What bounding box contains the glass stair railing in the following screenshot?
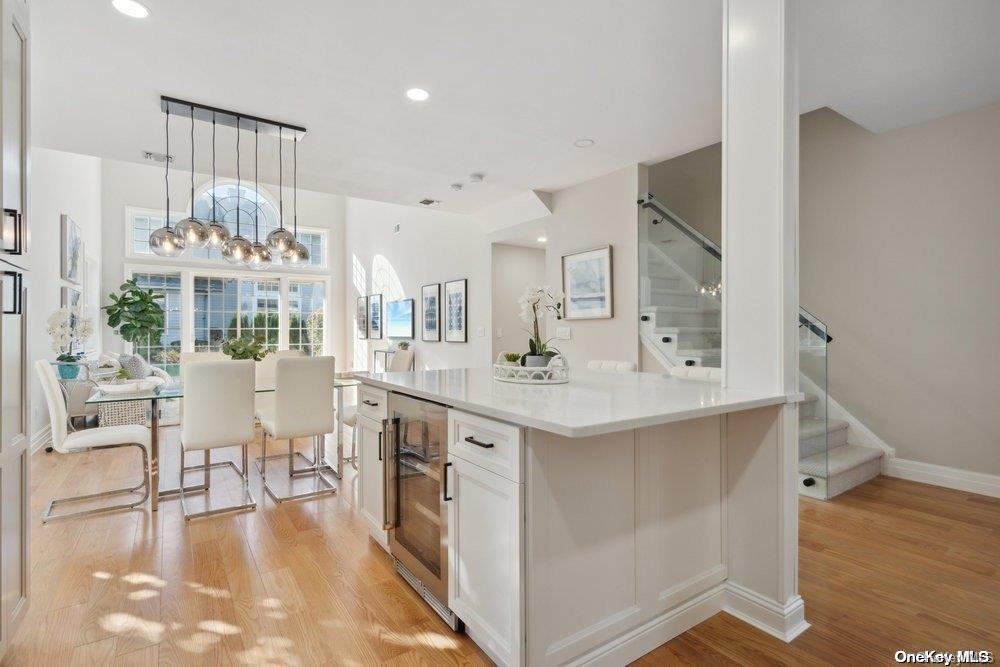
[638,193,832,498]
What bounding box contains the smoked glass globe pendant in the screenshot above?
[151,108,186,258]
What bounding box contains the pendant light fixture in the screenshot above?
[221,118,252,264]
[174,105,209,248]
[266,127,295,255]
[248,125,272,271]
[149,108,185,257]
[204,114,231,249]
[285,136,310,266]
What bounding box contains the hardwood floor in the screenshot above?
[5,427,998,666]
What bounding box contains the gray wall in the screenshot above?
[491,244,546,360]
[648,103,1000,476]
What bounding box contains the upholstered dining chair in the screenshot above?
[256,356,338,503]
[35,360,151,522]
[178,359,257,520]
[254,349,305,416]
[586,360,637,373]
[344,348,414,469]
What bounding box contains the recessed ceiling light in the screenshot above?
[573,138,595,148]
[112,0,150,18]
[537,236,547,243]
[406,88,430,102]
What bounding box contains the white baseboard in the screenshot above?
[883,456,1000,499]
[723,582,809,642]
[30,425,51,455]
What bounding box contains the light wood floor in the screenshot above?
[5,428,998,666]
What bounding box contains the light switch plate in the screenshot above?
[476,326,486,337]
[495,327,503,338]
[556,326,572,340]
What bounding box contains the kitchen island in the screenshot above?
[354,368,807,666]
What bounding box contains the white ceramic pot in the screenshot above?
[523,355,549,368]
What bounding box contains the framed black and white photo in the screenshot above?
[421,283,440,341]
[368,293,383,339]
[386,298,414,339]
[356,296,368,339]
[562,245,613,319]
[61,214,83,284]
[444,279,467,342]
[61,286,81,308]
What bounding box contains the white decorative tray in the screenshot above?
[492,353,569,384]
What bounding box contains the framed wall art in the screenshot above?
[444,278,467,342]
[386,298,414,339]
[368,293,383,339]
[562,245,613,319]
[356,296,368,339]
[61,214,83,284]
[421,283,440,341]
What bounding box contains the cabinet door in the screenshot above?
[1,0,28,264]
[0,275,28,659]
[357,415,388,548]
[447,455,524,666]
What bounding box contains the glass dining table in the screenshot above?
[85,377,360,511]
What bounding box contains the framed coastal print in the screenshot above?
[562,245,613,319]
[356,296,368,339]
[386,298,414,339]
[422,283,440,341]
[61,286,81,308]
[444,279,467,342]
[61,214,83,284]
[368,294,383,339]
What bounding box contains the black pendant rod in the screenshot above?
[235,117,241,237]
[164,108,170,229]
[189,106,195,213]
[160,95,306,140]
[254,126,259,243]
[293,136,298,236]
[211,114,217,223]
[278,128,284,230]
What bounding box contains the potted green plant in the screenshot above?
[46,306,94,379]
[221,336,269,361]
[502,352,522,366]
[518,285,564,367]
[103,279,165,348]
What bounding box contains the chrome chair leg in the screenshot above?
[179,444,257,521]
[261,431,338,504]
[41,443,151,523]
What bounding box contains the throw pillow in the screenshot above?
[118,353,152,380]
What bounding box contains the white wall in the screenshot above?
[99,157,348,364]
[28,148,103,437]
[541,165,641,365]
[491,243,546,360]
[344,198,492,371]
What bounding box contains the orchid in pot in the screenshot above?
[47,306,94,379]
[518,285,564,367]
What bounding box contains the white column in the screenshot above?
[721,0,806,642]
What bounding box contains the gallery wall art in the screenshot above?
[422,283,440,341]
[386,298,414,339]
[368,293,383,339]
[356,296,368,339]
[444,278,467,342]
[61,214,83,284]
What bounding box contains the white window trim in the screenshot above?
[123,262,332,358]
[124,205,331,273]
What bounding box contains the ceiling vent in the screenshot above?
[143,151,174,163]
[418,198,440,206]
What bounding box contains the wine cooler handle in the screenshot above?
[443,461,453,501]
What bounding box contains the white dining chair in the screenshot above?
[254,349,304,416]
[178,359,257,520]
[344,348,414,469]
[256,356,338,503]
[180,351,228,366]
[35,360,151,523]
[587,360,637,373]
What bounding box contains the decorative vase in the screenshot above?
[58,363,80,380]
[523,355,548,368]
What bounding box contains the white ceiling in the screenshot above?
[31,0,1000,213]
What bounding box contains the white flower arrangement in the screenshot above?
[517,285,564,361]
[46,306,93,362]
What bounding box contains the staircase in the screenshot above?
[639,194,884,499]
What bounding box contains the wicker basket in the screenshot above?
[492,353,569,384]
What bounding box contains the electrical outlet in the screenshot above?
[556,326,572,340]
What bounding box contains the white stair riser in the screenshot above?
[649,311,720,328]
[799,424,848,459]
[649,290,701,309]
[648,275,684,290]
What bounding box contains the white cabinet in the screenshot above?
[446,453,524,666]
[357,415,388,551]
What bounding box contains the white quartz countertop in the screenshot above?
[355,368,794,437]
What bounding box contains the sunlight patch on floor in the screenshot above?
[99,612,165,643]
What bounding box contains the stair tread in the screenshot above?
[799,417,848,439]
[652,326,721,334]
[676,348,721,357]
[799,444,883,478]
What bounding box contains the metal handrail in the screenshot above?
[639,193,833,343]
